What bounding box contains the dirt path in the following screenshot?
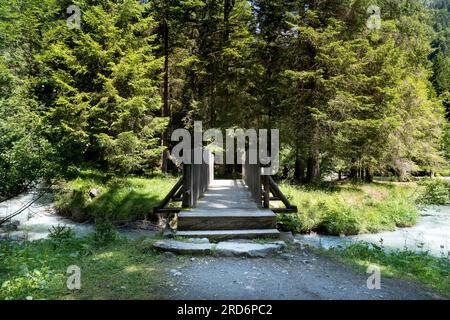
[163,247,437,300]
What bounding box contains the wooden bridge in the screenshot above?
[155,150,297,240]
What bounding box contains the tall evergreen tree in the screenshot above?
[40,0,166,174]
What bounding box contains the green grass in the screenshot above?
[319,242,450,297]
[277,181,419,235]
[54,169,179,222]
[0,236,171,300]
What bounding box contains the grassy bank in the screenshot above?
[278,181,420,235]
[0,235,169,300]
[319,242,450,297]
[54,169,179,222]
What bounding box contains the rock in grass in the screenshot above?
[88,188,101,198]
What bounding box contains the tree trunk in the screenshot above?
[161,19,170,173]
[306,153,320,183]
[364,167,373,183]
[338,170,342,180]
[349,158,357,179]
[294,157,305,182]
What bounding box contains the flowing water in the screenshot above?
[296,205,450,258]
[1,188,449,258]
[0,186,93,241]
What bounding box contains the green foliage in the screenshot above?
[417,178,450,205]
[317,200,362,236]
[277,182,418,235]
[0,237,167,300]
[326,242,450,296]
[39,0,167,174]
[93,219,117,245]
[48,225,76,243]
[0,0,448,194]
[54,169,179,221]
[0,98,56,195]
[0,236,91,300]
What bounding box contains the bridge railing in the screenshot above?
[242,152,262,207]
[182,149,213,207]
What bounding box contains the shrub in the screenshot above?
[93,219,117,245]
[417,179,450,205]
[316,199,362,235]
[48,225,75,244]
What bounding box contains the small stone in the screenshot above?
[279,231,294,242]
[280,253,295,260]
[120,286,127,290]
[190,257,195,262]
[89,188,101,198]
[163,252,176,259]
[26,296,33,300]
[302,260,312,264]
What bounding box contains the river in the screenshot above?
[1,188,449,258]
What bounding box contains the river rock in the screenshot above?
[280,231,294,242]
[1,220,20,231]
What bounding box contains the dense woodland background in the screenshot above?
[0,0,449,196]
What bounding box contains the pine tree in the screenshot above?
[40,0,166,174]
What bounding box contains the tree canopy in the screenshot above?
[0,0,448,195]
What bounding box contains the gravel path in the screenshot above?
[164,247,439,300]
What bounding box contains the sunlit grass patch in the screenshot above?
[54,169,179,221]
[277,181,419,235]
[0,237,169,300]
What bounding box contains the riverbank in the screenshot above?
[278,181,420,235]
[53,169,178,222]
[296,205,450,257]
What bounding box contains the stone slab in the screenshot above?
[215,241,286,258]
[153,240,215,255]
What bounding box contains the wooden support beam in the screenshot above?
[268,176,293,209]
[272,206,298,213]
[155,208,182,214]
[155,176,183,212]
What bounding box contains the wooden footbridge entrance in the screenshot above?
[154,150,297,239]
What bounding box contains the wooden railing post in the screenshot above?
[262,175,270,208]
[182,163,193,208]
